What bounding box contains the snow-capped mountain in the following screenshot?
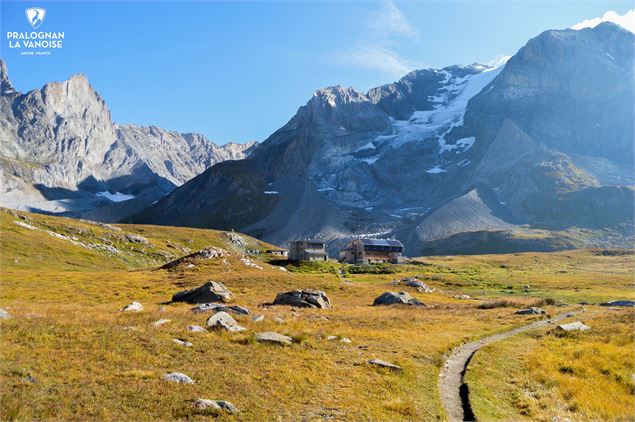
[132,22,634,255]
[0,60,257,221]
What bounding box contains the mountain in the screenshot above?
[0,60,257,222]
[131,23,635,255]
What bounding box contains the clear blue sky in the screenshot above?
[1,1,632,143]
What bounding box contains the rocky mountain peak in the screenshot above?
[0,59,15,95]
[312,85,369,108]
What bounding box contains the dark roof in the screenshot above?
[358,239,403,247]
[290,240,325,244]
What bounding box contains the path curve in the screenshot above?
[438,309,582,422]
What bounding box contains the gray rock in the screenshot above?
[173,338,193,347]
[191,303,250,315]
[255,331,293,345]
[599,300,635,307]
[125,234,149,245]
[368,359,402,371]
[273,289,332,309]
[186,325,207,333]
[556,321,590,332]
[120,302,143,312]
[400,277,435,293]
[206,311,246,332]
[225,232,246,247]
[251,315,264,322]
[172,281,233,304]
[373,291,425,307]
[163,372,194,384]
[340,337,352,344]
[515,307,545,315]
[0,308,11,319]
[195,399,239,414]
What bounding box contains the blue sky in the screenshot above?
[1,1,633,144]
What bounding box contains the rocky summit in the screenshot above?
[0,59,257,222]
[131,23,634,256]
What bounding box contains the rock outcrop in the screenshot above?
[172,281,233,304]
[273,289,332,309]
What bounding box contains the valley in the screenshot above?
[1,208,632,420]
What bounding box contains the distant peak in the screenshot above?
[312,85,368,107]
[0,59,16,95]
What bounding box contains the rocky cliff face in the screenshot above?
[0,61,257,221]
[132,23,634,255]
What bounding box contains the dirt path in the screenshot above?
[438,309,582,422]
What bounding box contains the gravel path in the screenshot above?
[438,309,582,422]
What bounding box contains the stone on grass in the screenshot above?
[556,321,590,332]
[600,300,635,307]
[173,338,193,347]
[186,325,207,333]
[206,311,245,332]
[251,315,264,322]
[273,289,331,309]
[515,307,545,315]
[191,303,250,315]
[0,308,11,319]
[120,302,143,312]
[373,291,425,307]
[126,234,149,244]
[255,331,293,345]
[400,277,435,293]
[172,281,233,304]
[151,319,171,327]
[340,337,352,344]
[195,398,239,414]
[368,359,402,372]
[163,372,194,384]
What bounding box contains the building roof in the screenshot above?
[290,239,325,244]
[358,239,403,247]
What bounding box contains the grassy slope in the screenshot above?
[1,208,633,420]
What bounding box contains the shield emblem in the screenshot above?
[25,7,46,29]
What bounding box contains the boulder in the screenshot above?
[126,234,149,244]
[556,321,590,332]
[373,291,424,307]
[120,302,143,312]
[0,308,11,319]
[206,311,246,332]
[515,307,545,315]
[195,399,239,414]
[368,359,402,372]
[186,325,207,333]
[163,372,194,384]
[340,337,352,344]
[600,300,635,307]
[251,315,264,322]
[400,277,434,293]
[172,281,233,304]
[255,331,293,345]
[273,289,331,309]
[225,232,246,247]
[191,303,250,315]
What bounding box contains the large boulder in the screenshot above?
[397,277,435,293]
[373,291,425,307]
[206,311,246,332]
[191,303,250,315]
[556,321,591,332]
[600,300,635,307]
[172,281,233,304]
[273,289,331,309]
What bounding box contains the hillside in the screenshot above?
[1,209,633,420]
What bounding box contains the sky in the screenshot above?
[1,1,633,144]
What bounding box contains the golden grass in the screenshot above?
[0,209,633,420]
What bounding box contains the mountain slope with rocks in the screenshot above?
[132,23,634,255]
[0,60,257,222]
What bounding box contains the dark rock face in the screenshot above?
[372,291,425,307]
[172,281,233,304]
[515,307,546,315]
[599,300,635,307]
[273,289,332,309]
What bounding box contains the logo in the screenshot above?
[25,7,46,29]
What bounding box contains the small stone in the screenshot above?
[456,295,471,300]
[368,359,402,371]
[515,307,545,315]
[123,326,137,331]
[340,337,352,344]
[327,335,338,341]
[255,331,293,345]
[274,316,285,324]
[206,311,246,332]
[120,302,143,312]
[195,399,239,414]
[163,372,194,384]
[173,338,193,347]
[0,308,12,319]
[556,321,591,332]
[151,319,171,327]
[191,303,250,315]
[251,315,264,322]
[186,325,207,333]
